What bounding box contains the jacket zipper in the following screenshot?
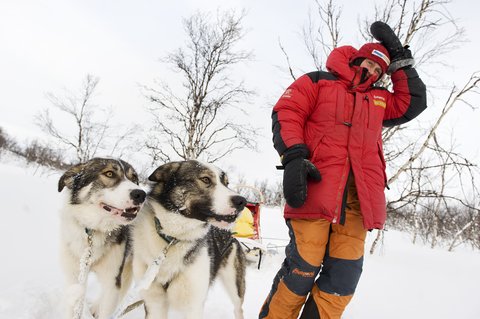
[333,91,356,224]
[335,91,362,224]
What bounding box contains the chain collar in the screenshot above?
[154,217,177,244]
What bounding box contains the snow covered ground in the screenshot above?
[1,157,479,319]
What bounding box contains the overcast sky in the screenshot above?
[1,0,479,183]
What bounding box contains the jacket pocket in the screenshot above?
[310,134,326,163]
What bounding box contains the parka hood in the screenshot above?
[326,45,379,91]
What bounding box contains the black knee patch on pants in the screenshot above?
[282,220,322,296]
[316,250,363,296]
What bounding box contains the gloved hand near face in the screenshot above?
[370,21,415,74]
[281,144,322,208]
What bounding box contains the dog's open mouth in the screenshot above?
[203,209,240,224]
[210,213,238,223]
[207,212,240,230]
[101,203,141,221]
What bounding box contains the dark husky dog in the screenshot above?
[132,160,247,319]
[58,157,146,319]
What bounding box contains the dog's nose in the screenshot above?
[231,195,247,211]
[130,189,147,205]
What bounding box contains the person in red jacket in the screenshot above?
[259,22,427,319]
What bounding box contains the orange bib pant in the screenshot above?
[259,180,367,319]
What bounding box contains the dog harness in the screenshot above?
[73,228,95,319]
[109,218,180,319]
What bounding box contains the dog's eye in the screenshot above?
[104,171,114,178]
[200,177,211,185]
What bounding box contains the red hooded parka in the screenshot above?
[272,45,427,229]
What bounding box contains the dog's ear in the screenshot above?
[148,162,182,183]
[58,163,85,192]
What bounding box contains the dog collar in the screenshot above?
[154,217,177,244]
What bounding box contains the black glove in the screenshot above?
[280,144,321,208]
[370,21,415,74]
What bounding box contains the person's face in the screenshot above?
[360,58,383,81]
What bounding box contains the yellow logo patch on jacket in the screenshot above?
[373,95,386,109]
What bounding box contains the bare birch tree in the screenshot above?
[144,10,257,164]
[361,0,480,252]
[36,74,137,163]
[280,0,480,251]
[279,0,342,77]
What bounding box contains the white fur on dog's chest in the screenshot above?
[62,212,117,262]
[61,213,91,258]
